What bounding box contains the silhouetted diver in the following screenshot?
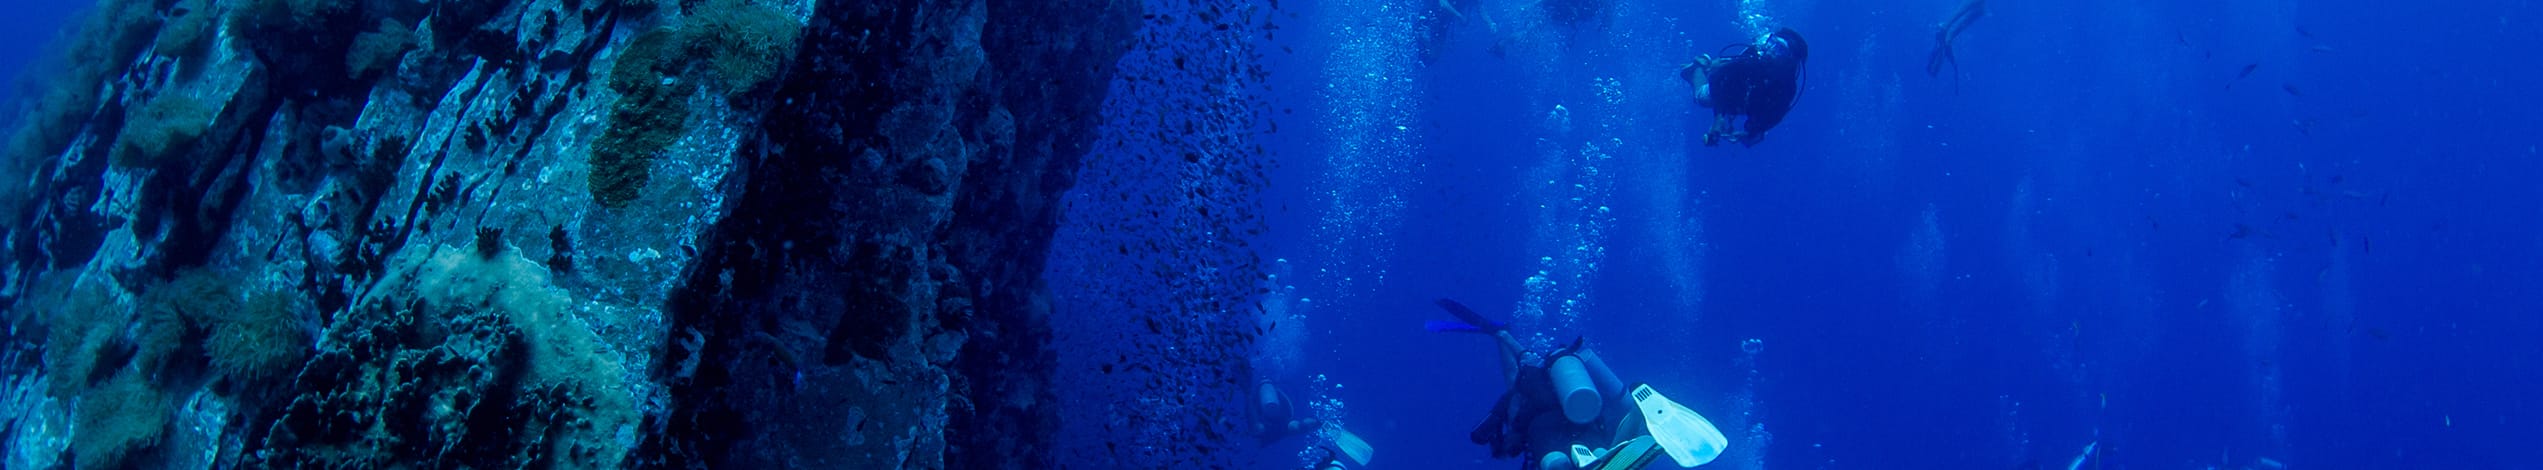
[1928,0,1988,87]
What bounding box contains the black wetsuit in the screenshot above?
[1697,29,1808,146]
[1708,53,1801,138]
[1469,342,1618,466]
[1254,382,1320,444]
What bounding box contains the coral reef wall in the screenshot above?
[645,0,1139,468]
[0,0,1139,468]
[1042,0,1285,467]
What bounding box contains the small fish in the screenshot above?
[2282,83,2305,96]
[2227,63,2259,89]
[2229,223,2255,239]
[2364,236,2373,253]
[2234,177,2255,188]
[2309,45,2337,54]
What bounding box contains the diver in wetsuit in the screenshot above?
[1431,299,1645,470]
[1680,28,1810,147]
[1433,298,1731,470]
[1260,380,1380,469]
[1253,380,1323,444]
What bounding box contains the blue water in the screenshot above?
[6,0,2530,467]
[0,0,90,123]
[1062,0,2543,468]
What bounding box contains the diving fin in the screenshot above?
[1571,444,1603,467]
[1333,426,1375,467]
[1425,320,1490,333]
[1432,299,1508,333]
[1927,43,1955,77]
[1632,384,1727,467]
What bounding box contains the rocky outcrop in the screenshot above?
[639,0,1140,468]
[0,0,1138,468]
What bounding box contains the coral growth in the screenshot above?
[33,276,126,399]
[71,369,171,470]
[590,31,691,207]
[137,268,314,388]
[257,247,632,468]
[588,0,802,206]
[684,0,804,93]
[110,94,221,168]
[201,288,312,386]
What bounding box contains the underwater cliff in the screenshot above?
[0,0,1141,468]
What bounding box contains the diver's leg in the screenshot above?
[1679,55,1716,87]
[1610,403,1649,444]
[1494,330,1524,386]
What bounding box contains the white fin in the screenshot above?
[1632,384,1727,467]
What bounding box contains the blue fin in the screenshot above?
[1432,299,1508,333]
[1427,320,1485,333]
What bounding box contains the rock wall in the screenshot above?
[1043,0,1284,466]
[641,0,1141,467]
[0,0,1138,468]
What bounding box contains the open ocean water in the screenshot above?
[1073,0,2542,468]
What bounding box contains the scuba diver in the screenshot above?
[1301,439,1376,470]
[1252,380,1323,444]
[1431,299,1727,470]
[1257,380,1378,469]
[1679,28,1810,147]
[1928,0,1988,91]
